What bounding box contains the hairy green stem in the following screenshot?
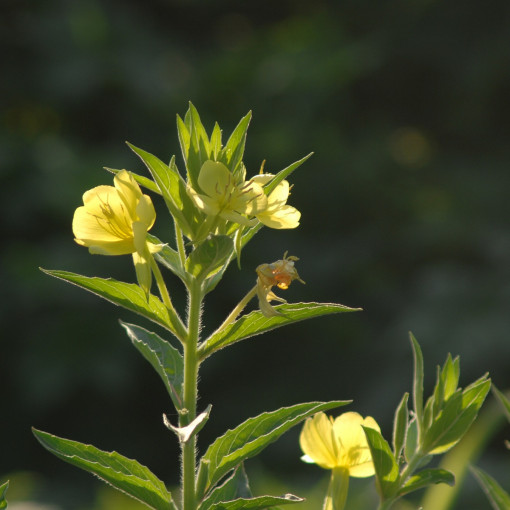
[181,278,203,510]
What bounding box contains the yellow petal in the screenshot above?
[333,412,380,477]
[250,173,274,186]
[114,170,142,214]
[299,413,338,469]
[257,205,301,229]
[136,194,156,228]
[198,161,232,198]
[72,206,134,254]
[239,181,267,215]
[267,180,290,209]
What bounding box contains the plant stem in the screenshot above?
[175,223,187,269]
[150,255,187,342]
[215,285,257,333]
[181,278,203,510]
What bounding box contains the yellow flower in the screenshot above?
[72,170,160,295]
[300,411,380,477]
[188,160,267,226]
[300,412,380,510]
[255,253,304,317]
[250,174,301,229]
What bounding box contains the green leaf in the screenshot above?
[198,401,350,494]
[199,302,361,360]
[0,481,8,510]
[410,333,424,435]
[398,468,455,497]
[199,466,251,510]
[208,494,303,510]
[218,111,252,178]
[392,392,409,460]
[127,142,199,239]
[186,103,212,189]
[262,153,313,196]
[432,355,460,418]
[471,465,510,510]
[186,235,234,283]
[121,322,184,410]
[176,113,191,165]
[363,426,399,500]
[492,385,510,423]
[210,122,222,160]
[424,376,491,455]
[147,235,188,285]
[32,429,176,510]
[404,418,418,462]
[42,270,186,341]
[105,167,162,195]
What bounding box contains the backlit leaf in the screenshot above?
[33,429,176,510]
[199,302,360,360]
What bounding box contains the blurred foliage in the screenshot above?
[2,0,510,507]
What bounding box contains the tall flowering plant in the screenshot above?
[29,105,492,510]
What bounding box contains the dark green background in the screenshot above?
[3,0,510,507]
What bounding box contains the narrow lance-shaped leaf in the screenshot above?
[392,392,409,460]
[121,322,184,411]
[147,234,189,286]
[0,481,8,510]
[492,385,510,423]
[199,465,251,510]
[186,235,234,282]
[105,167,162,195]
[210,122,222,160]
[218,111,252,178]
[199,302,361,360]
[33,429,176,510]
[42,270,186,342]
[198,401,350,495]
[363,426,400,500]
[208,493,303,510]
[263,153,313,196]
[176,113,191,165]
[423,375,491,455]
[397,468,455,497]
[471,465,510,510]
[186,102,212,189]
[410,333,424,438]
[127,143,197,239]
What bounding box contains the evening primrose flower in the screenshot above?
[250,174,301,229]
[72,170,160,295]
[300,412,380,510]
[188,160,267,226]
[255,253,304,317]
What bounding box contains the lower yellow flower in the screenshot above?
[300,411,380,476]
[300,412,380,510]
[72,170,160,295]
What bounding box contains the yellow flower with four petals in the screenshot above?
[188,160,300,230]
[300,412,380,510]
[72,170,160,296]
